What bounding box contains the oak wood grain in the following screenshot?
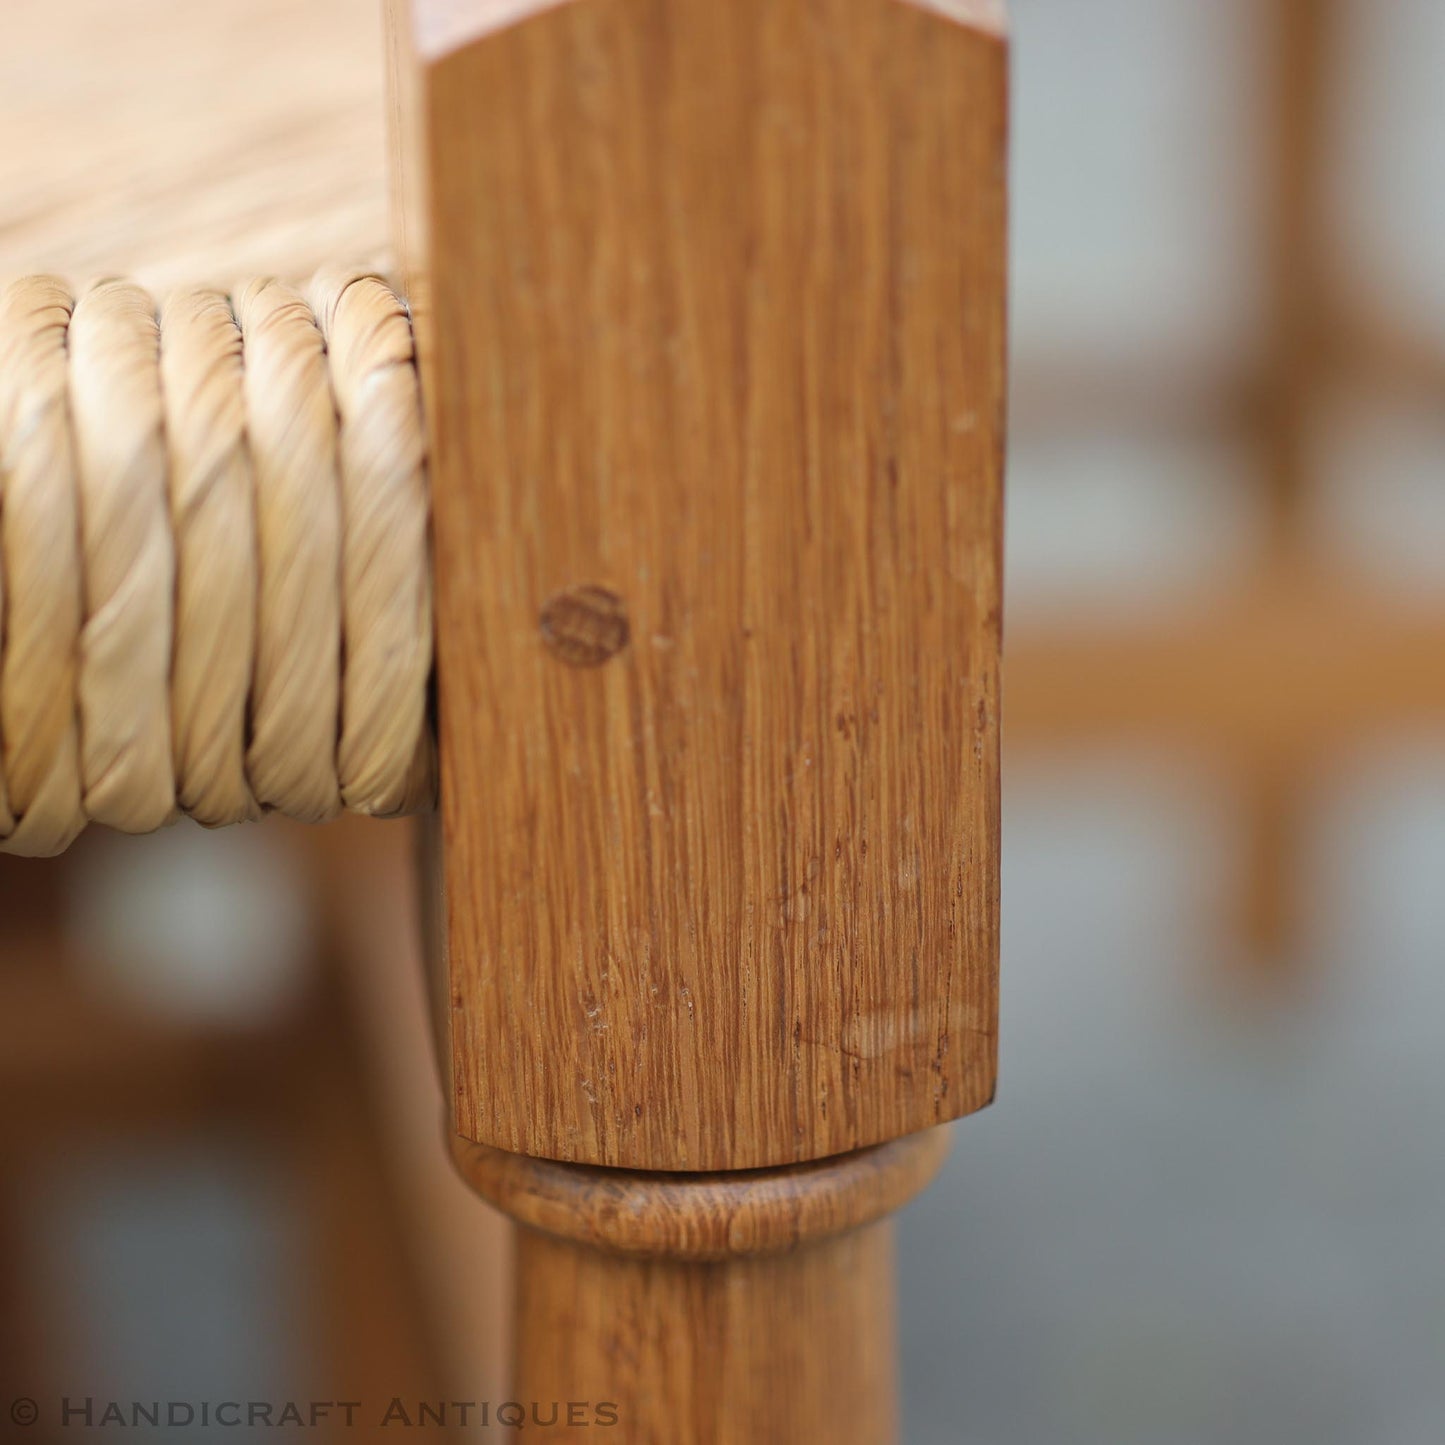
[393,0,1007,1172]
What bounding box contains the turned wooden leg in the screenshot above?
[455,1133,948,1444]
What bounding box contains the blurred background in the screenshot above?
[2,0,1443,1442]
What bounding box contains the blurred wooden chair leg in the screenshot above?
[1233,761,1310,988]
[293,816,512,1411]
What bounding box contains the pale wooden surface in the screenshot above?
[396,0,1006,1173]
[0,0,389,286]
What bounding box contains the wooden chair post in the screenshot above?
[389,0,1008,1437]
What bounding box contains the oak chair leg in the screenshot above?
[514,1223,897,1440]
[454,1132,949,1444]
